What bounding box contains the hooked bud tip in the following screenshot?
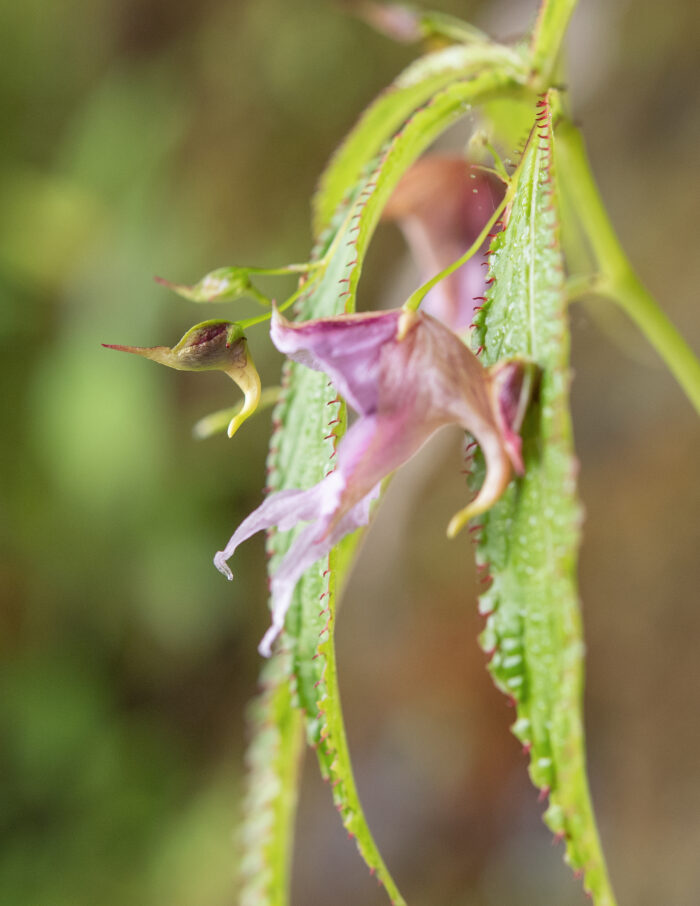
[223,338,261,439]
[447,510,470,539]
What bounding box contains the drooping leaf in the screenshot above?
[337,68,526,303]
[313,42,527,236]
[470,96,617,905]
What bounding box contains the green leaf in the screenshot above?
[339,68,527,304]
[234,175,381,904]
[238,655,304,906]
[264,179,407,903]
[249,68,530,906]
[470,99,617,905]
[312,42,527,237]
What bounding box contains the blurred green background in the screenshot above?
[1,1,699,905]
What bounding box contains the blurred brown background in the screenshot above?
[1,1,699,904]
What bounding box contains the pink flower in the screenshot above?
[382,155,504,331]
[215,307,532,656]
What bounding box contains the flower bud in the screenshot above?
[103,319,261,438]
[155,267,255,303]
[383,155,505,331]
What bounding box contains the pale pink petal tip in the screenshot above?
[214,553,233,580]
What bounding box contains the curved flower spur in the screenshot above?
[215,306,536,656]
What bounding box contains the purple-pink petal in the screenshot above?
[259,488,378,656]
[214,473,345,579]
[220,306,528,655]
[271,308,400,415]
[214,473,378,656]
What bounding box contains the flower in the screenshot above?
[103,319,261,438]
[349,1,423,43]
[382,155,504,331]
[215,307,533,656]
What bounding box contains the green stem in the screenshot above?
[403,194,509,313]
[239,311,273,330]
[249,285,273,308]
[240,273,323,330]
[556,121,700,414]
[239,184,369,329]
[403,129,546,317]
[529,0,579,88]
[482,136,511,183]
[565,273,604,303]
[247,261,325,276]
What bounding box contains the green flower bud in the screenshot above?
[155,267,256,303]
[103,319,261,438]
